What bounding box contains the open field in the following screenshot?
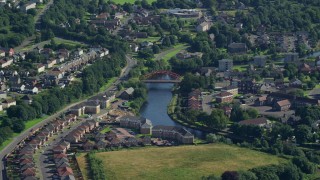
[111,0,156,4]
[77,144,285,180]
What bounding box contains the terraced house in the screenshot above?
[152,125,194,144]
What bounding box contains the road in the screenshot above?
[0,56,136,179]
[39,118,86,180]
[112,14,134,36]
[15,0,54,52]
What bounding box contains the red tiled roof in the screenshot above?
[276,99,291,107]
[57,167,73,176]
[22,168,35,176]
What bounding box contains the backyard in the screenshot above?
[77,144,285,180]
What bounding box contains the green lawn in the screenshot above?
[99,77,117,92]
[233,65,247,72]
[53,37,83,47]
[136,36,160,43]
[100,126,111,133]
[112,0,156,4]
[78,144,285,180]
[0,115,48,151]
[155,44,188,61]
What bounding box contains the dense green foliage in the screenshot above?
[40,0,129,53]
[87,153,106,180]
[0,7,35,47]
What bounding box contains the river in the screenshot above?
[140,82,206,138]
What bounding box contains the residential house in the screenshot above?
[176,50,203,60]
[0,58,13,68]
[152,125,194,144]
[196,22,210,32]
[24,85,38,94]
[267,92,320,108]
[57,56,65,64]
[95,140,109,150]
[114,12,124,19]
[140,41,153,48]
[57,167,74,178]
[46,70,64,80]
[84,101,101,114]
[21,2,36,12]
[83,141,95,151]
[218,59,233,72]
[88,93,115,109]
[228,43,247,54]
[21,168,36,177]
[21,95,33,104]
[46,59,56,69]
[239,117,271,128]
[216,92,233,103]
[69,104,85,116]
[255,96,267,106]
[188,89,202,110]
[36,64,45,73]
[274,99,291,111]
[221,106,232,117]
[2,99,16,108]
[289,78,302,88]
[74,48,83,56]
[221,86,238,96]
[119,115,152,134]
[118,87,134,100]
[58,49,70,58]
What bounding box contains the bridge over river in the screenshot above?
[141,70,182,83]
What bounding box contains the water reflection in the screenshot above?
[140,82,206,138]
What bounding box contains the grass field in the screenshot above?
[155,44,188,61]
[100,126,111,133]
[233,65,247,72]
[136,36,160,43]
[111,0,156,4]
[0,115,48,150]
[77,144,285,180]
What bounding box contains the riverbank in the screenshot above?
[167,93,214,133]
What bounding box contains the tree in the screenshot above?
[294,125,312,144]
[152,45,160,54]
[221,171,239,180]
[279,163,301,180]
[238,171,257,180]
[247,108,258,119]
[206,109,228,130]
[12,118,25,133]
[162,36,171,47]
[292,157,316,174]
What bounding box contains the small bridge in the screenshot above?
[141,70,182,83]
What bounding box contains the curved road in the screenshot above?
[0,56,136,179]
